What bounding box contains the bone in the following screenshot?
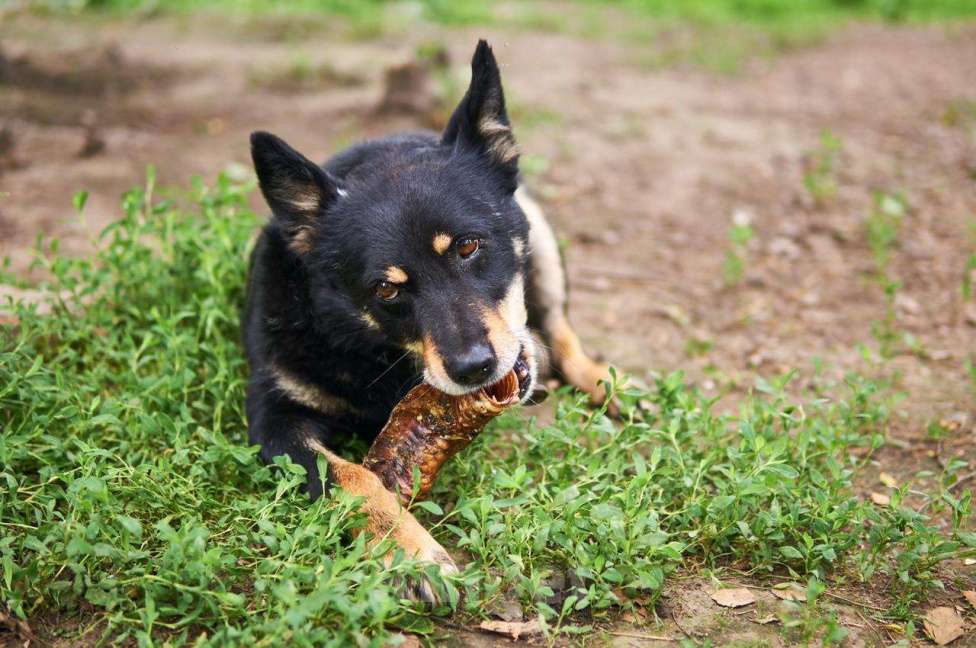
[363,369,520,504]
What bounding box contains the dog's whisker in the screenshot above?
[366,351,412,389]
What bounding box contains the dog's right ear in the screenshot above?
[250,131,339,254]
[442,40,519,192]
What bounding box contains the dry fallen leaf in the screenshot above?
[963,591,976,610]
[870,492,891,506]
[619,608,649,624]
[479,618,544,640]
[487,592,523,623]
[771,583,806,602]
[879,472,897,488]
[965,558,976,566]
[710,587,756,608]
[923,607,964,645]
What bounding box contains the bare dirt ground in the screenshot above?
[2,8,976,646]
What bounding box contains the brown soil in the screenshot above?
[2,9,975,647]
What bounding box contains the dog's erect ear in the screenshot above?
[250,131,339,254]
[442,40,518,190]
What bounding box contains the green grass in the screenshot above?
[722,220,755,286]
[804,130,843,207]
[30,0,976,76]
[864,191,909,359]
[38,0,976,34]
[46,0,976,21]
[607,0,976,24]
[2,173,975,645]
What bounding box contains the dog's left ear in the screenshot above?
[442,40,519,191]
[251,131,340,255]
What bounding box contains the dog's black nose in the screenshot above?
[446,344,497,386]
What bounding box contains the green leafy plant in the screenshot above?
[722,221,755,286]
[2,174,973,645]
[963,253,976,301]
[803,130,843,206]
[962,219,976,302]
[864,191,908,359]
[781,578,848,646]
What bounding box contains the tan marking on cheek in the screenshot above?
[272,365,356,415]
[478,274,526,368]
[422,334,450,384]
[432,233,452,255]
[403,340,424,356]
[481,307,515,367]
[385,266,408,284]
[360,312,380,330]
[499,274,527,329]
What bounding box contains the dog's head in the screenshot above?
[251,41,536,401]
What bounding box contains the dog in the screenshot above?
[243,40,610,602]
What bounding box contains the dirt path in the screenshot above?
[2,11,975,645]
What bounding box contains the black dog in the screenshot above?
[244,40,609,601]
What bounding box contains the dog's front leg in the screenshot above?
[247,389,457,604]
[304,437,458,603]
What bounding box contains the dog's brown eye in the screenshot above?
[375,281,399,301]
[457,238,480,259]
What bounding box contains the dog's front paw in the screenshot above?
[565,361,649,419]
[401,543,459,605]
[562,357,615,406]
[312,444,460,605]
[386,528,459,605]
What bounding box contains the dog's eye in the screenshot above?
[375,281,399,301]
[457,238,480,259]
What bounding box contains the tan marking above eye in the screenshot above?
[385,266,408,284]
[432,233,452,255]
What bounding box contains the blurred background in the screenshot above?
[1,0,974,418]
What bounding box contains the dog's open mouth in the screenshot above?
[480,347,532,404]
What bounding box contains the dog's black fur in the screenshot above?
[243,40,609,600]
